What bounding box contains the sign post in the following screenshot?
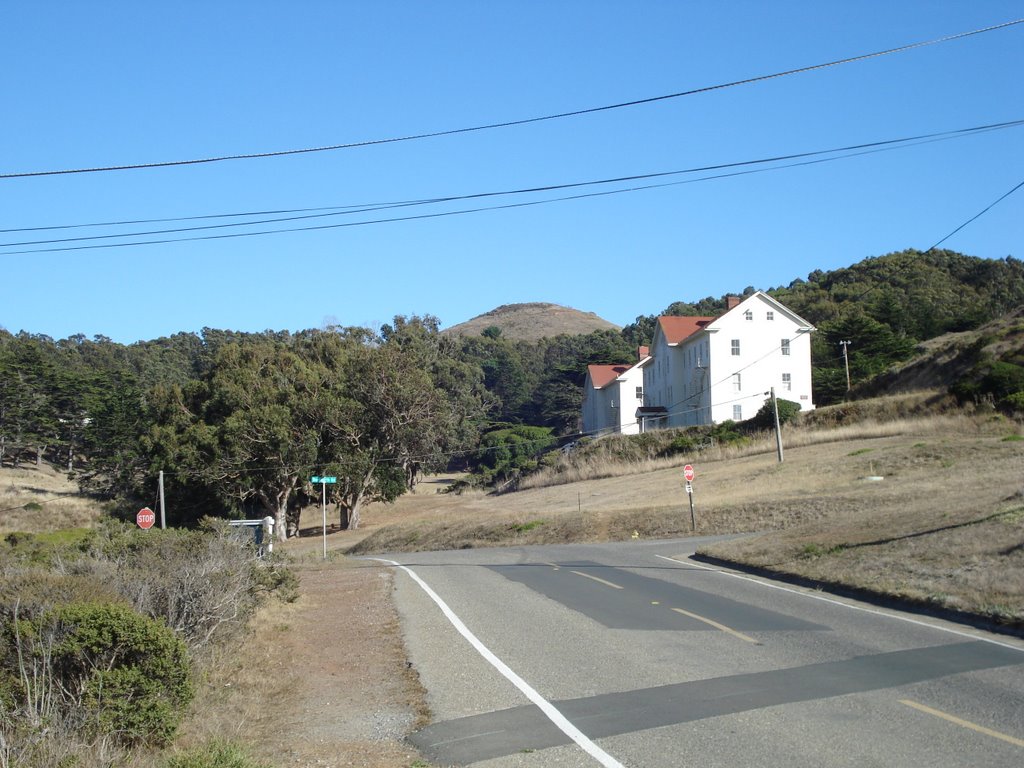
[136,507,156,530]
[682,465,696,531]
[311,476,337,559]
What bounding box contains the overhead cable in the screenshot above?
[2,18,1021,180]
[2,119,1020,255]
[925,178,1024,251]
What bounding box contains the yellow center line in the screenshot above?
[671,607,759,644]
[570,570,623,589]
[900,699,1024,747]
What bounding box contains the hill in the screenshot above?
[442,302,620,341]
[856,304,1024,404]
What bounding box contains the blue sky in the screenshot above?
[2,2,1022,344]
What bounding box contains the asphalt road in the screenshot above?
[378,537,1024,767]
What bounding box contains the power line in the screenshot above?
[0,201,436,235]
[925,178,1024,252]
[3,18,1020,181]
[3,119,1020,256]
[2,118,1019,245]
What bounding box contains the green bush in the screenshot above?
[472,426,557,481]
[750,398,802,430]
[0,570,126,620]
[164,740,271,768]
[42,601,192,746]
[660,434,699,457]
[1001,390,1024,412]
[710,420,745,444]
[983,361,1024,399]
[2,528,92,565]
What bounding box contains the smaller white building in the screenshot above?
[581,347,649,436]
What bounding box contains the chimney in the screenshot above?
[725,295,741,311]
[638,345,649,361]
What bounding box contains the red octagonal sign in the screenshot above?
[136,507,156,529]
[683,465,695,482]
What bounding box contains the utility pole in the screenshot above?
[158,470,166,529]
[770,387,784,463]
[839,340,852,392]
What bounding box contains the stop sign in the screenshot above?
[683,465,695,482]
[136,507,156,529]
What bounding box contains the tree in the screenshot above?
[317,319,488,529]
[77,370,150,500]
[458,334,528,423]
[198,341,321,539]
[531,330,635,433]
[0,336,56,467]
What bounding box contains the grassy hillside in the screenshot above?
[858,304,1024,406]
[442,302,620,341]
[0,464,105,534]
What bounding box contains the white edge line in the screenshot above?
[369,558,627,768]
[656,554,1024,654]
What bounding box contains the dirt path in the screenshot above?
[183,561,429,768]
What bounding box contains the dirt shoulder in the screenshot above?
[180,561,429,768]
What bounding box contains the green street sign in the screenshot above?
[311,476,337,483]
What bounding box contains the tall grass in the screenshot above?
[519,410,1020,492]
[0,466,103,535]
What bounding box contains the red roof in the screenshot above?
[587,364,631,389]
[657,316,715,344]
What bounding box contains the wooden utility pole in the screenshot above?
[839,340,852,391]
[771,387,784,463]
[158,470,166,529]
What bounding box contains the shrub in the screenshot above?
[471,426,557,482]
[1001,390,1024,412]
[0,570,126,621]
[4,601,192,748]
[164,739,272,768]
[709,420,745,444]
[660,434,699,457]
[2,528,91,566]
[81,521,284,652]
[750,398,802,430]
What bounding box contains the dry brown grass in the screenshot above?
[333,412,1024,626]
[0,464,104,534]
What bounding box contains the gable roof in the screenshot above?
[710,291,816,331]
[587,364,631,389]
[657,316,715,345]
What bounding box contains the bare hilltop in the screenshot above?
[442,302,620,341]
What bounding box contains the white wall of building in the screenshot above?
[613,365,645,435]
[641,293,814,428]
[582,363,646,435]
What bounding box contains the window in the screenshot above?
[733,404,742,420]
[766,311,774,321]
[732,373,741,392]
[782,373,792,391]
[744,310,753,321]
[636,386,643,400]
[781,338,790,356]
[731,339,741,356]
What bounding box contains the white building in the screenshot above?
[581,293,816,434]
[581,347,649,436]
[642,292,815,428]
